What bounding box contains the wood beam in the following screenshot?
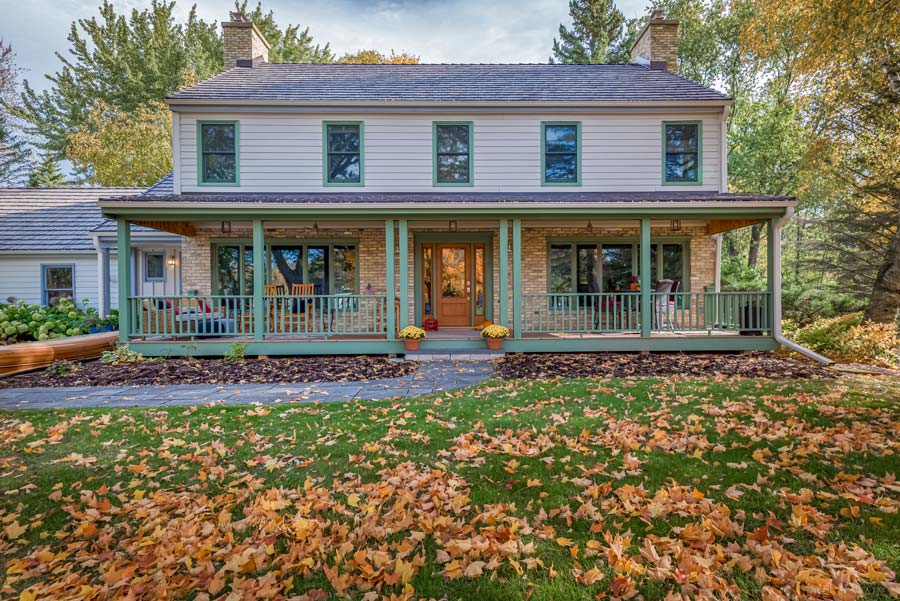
[132,220,197,237]
[706,219,763,235]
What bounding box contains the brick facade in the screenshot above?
[222,20,269,68]
[181,222,716,327]
[630,18,679,72]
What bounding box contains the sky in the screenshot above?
[1,0,650,92]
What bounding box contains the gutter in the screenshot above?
[771,206,833,365]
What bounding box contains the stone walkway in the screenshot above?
[0,361,494,410]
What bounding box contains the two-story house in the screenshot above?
[99,11,796,357]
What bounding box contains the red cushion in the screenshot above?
[197,299,213,313]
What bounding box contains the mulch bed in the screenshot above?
[0,356,417,388]
[495,352,835,380]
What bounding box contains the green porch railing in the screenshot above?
[129,295,255,338]
[522,292,641,334]
[521,291,772,335]
[264,294,389,336]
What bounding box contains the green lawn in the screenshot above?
[1,375,899,600]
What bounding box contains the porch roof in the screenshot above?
[100,190,793,207]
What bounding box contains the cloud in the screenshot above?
[2,0,651,92]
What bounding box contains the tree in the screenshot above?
[339,50,420,64]
[28,155,66,187]
[11,1,221,160]
[67,101,171,187]
[236,2,333,63]
[0,40,31,185]
[744,0,900,322]
[551,0,625,64]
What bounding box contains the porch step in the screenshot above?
[403,350,505,362]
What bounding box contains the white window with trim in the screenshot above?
[41,264,74,306]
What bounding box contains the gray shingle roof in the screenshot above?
[0,188,144,251]
[166,63,731,104]
[101,191,792,205]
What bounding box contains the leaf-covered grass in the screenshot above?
[1,375,899,600]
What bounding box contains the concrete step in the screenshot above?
[403,350,504,362]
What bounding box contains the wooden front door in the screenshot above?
[435,244,471,326]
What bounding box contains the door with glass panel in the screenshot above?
[435,244,470,326]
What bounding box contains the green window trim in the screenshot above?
[662,120,703,186]
[211,239,361,296]
[196,120,240,186]
[541,121,582,187]
[323,121,365,186]
[432,121,474,186]
[546,238,691,294]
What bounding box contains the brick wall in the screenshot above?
[630,19,679,72]
[222,22,269,68]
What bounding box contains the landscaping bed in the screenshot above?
[496,351,834,380]
[0,355,417,387]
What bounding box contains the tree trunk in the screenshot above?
[865,225,900,323]
[724,232,739,259]
[747,223,763,269]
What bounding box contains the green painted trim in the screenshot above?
[504,336,779,353]
[432,121,474,186]
[252,220,265,341]
[766,218,777,334]
[196,120,240,187]
[640,219,652,337]
[116,218,131,344]
[661,120,703,186]
[385,220,395,338]
[323,121,364,187]
[541,121,582,187]
[129,340,405,357]
[398,219,409,329]
[511,218,522,335]
[103,207,790,220]
[499,220,509,324]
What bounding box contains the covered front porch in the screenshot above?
[109,207,785,356]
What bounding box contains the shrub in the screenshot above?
[101,344,145,366]
[481,324,510,339]
[224,342,248,363]
[781,286,867,325]
[785,312,900,366]
[46,359,79,376]
[398,326,426,340]
[0,299,117,344]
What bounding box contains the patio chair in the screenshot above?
[654,279,675,331]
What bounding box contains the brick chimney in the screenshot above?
[222,11,270,68]
[630,11,679,71]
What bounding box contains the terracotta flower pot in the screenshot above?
[404,339,421,352]
[485,337,503,351]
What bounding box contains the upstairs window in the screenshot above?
[198,121,238,185]
[542,122,581,185]
[663,121,701,184]
[324,122,363,185]
[434,122,473,185]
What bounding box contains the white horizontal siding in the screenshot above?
[178,111,723,194]
[0,255,100,308]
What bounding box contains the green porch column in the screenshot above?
[385,219,395,337]
[116,218,131,344]
[252,219,265,341]
[512,218,522,338]
[766,218,777,334]
[499,219,509,325]
[398,218,409,329]
[640,219,652,337]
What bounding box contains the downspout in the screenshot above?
[771,206,833,364]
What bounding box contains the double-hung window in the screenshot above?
[41,264,74,306]
[144,252,166,282]
[198,121,239,185]
[433,122,473,185]
[324,122,363,185]
[542,122,581,185]
[663,121,701,184]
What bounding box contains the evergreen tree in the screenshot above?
[551,0,625,64]
[0,40,31,185]
[28,155,66,188]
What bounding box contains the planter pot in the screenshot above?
[404,339,421,352]
[485,337,504,351]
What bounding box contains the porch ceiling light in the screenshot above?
[587,220,594,234]
[221,221,231,234]
[671,219,682,232]
[313,222,320,234]
[449,220,457,232]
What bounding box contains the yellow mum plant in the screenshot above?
[480,324,510,339]
[398,326,427,340]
